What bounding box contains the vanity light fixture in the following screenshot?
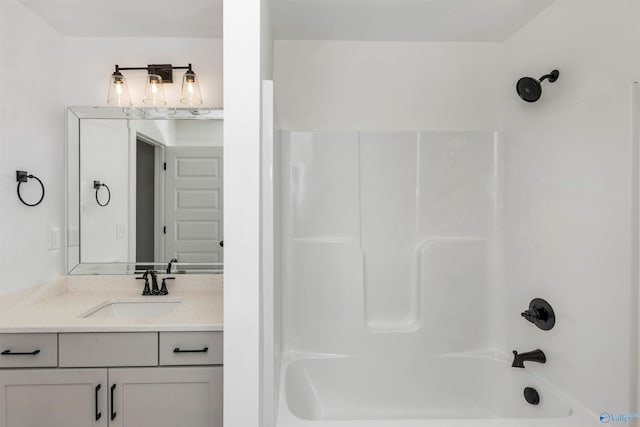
[143,74,166,106]
[107,64,203,107]
[107,67,132,107]
[180,67,203,107]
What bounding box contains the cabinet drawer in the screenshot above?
[159,332,222,366]
[59,332,158,367]
[0,333,57,368]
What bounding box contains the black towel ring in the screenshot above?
[94,181,111,207]
[16,171,45,207]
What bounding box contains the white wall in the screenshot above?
[274,41,503,131]
[224,0,263,426]
[0,0,66,295]
[261,0,274,80]
[501,0,640,415]
[261,2,277,425]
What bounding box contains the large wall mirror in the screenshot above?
[67,107,223,274]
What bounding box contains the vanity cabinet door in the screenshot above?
[0,369,107,427]
[108,366,222,427]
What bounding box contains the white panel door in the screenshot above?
[0,369,107,427]
[109,367,222,427]
[165,147,223,264]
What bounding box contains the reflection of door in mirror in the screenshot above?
[136,138,158,263]
[164,146,223,264]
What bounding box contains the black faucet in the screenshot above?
[137,270,160,295]
[149,271,160,295]
[137,270,173,296]
[512,349,546,368]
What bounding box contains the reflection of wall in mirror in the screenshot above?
[129,120,223,148]
[175,121,223,147]
[130,120,176,146]
[80,119,130,262]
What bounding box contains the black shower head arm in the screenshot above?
[538,69,560,83]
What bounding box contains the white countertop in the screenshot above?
[0,275,223,333]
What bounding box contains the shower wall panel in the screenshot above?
[417,132,496,238]
[360,132,419,329]
[280,130,498,354]
[501,0,640,414]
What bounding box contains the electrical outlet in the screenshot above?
[49,228,61,250]
[116,224,127,240]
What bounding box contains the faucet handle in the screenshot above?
[160,277,175,295]
[521,308,541,322]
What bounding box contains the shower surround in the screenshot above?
[275,104,636,426]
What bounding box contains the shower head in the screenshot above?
[516,69,559,102]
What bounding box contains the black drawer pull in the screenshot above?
[1,349,40,356]
[110,384,117,420]
[173,346,209,353]
[95,384,102,421]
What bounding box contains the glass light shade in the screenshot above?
[143,74,167,106]
[107,73,132,107]
[180,70,203,106]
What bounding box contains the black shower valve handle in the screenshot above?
[521,308,541,322]
[521,298,556,331]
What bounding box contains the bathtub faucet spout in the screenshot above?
[512,349,546,368]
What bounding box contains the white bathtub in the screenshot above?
[276,352,600,427]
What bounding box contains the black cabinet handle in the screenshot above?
[173,347,208,353]
[95,384,102,421]
[110,384,117,420]
[1,349,40,355]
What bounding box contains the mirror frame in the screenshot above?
[66,106,224,275]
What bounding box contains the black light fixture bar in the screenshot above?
[113,63,194,84]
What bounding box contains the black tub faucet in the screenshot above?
[512,349,546,368]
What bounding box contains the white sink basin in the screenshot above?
[82,300,182,319]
